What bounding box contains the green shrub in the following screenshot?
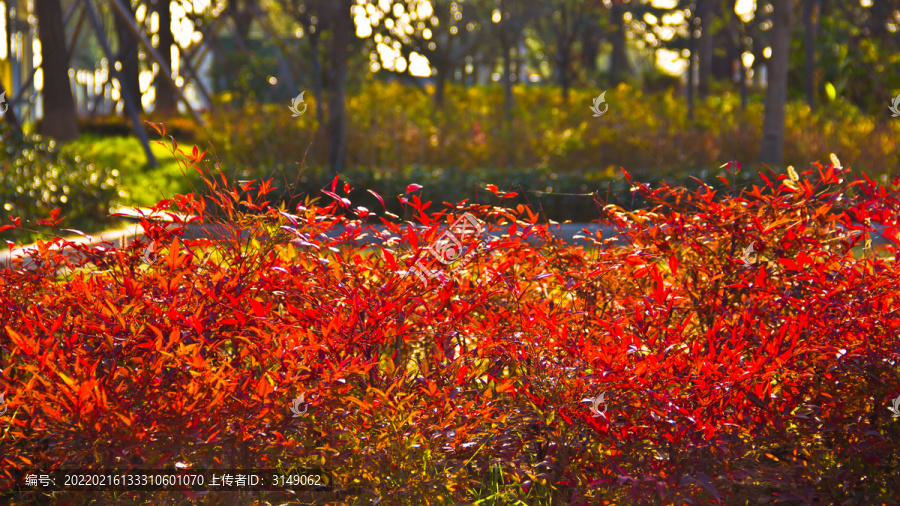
[203,82,900,176]
[0,124,124,244]
[77,115,200,143]
[62,135,194,208]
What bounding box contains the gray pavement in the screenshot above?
[0,206,883,270]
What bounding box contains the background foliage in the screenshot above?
[0,124,125,244]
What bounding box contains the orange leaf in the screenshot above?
[346,396,372,410]
[57,371,77,390]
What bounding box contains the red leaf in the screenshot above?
[249,299,268,318]
[456,364,468,385]
[622,167,631,182]
[668,254,679,275]
[205,427,223,443]
[368,189,386,208]
[330,174,339,192]
[188,315,203,335]
[777,258,798,271]
[322,190,350,207]
[406,184,422,193]
[50,313,65,334]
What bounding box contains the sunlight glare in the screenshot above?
[409,52,431,77]
[735,0,755,21]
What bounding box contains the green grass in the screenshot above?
[62,135,198,207]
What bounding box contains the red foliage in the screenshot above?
[1,149,899,503]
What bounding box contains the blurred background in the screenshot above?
[1,0,899,242]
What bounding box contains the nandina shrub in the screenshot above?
[1,135,899,504]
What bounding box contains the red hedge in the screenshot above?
[1,145,899,504]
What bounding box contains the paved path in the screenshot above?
[0,206,883,270]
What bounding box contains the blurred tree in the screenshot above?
[579,8,602,77]
[326,0,352,171]
[228,0,255,43]
[811,0,900,112]
[760,0,794,167]
[270,0,359,170]
[709,0,739,84]
[531,0,602,101]
[489,0,539,123]
[370,0,486,107]
[607,0,630,86]
[801,0,819,109]
[277,0,327,125]
[114,0,142,113]
[486,0,541,167]
[35,0,79,141]
[151,0,177,113]
[686,1,696,119]
[697,0,714,97]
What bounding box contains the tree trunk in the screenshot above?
[608,2,630,86]
[327,0,352,172]
[433,33,450,108]
[869,0,890,44]
[434,65,448,108]
[114,0,142,113]
[803,0,818,109]
[712,12,736,81]
[728,13,748,110]
[558,49,570,101]
[686,10,696,121]
[697,0,714,97]
[740,58,748,110]
[230,0,254,43]
[35,0,79,141]
[581,20,599,74]
[556,25,572,101]
[309,32,326,130]
[502,37,514,167]
[498,0,515,127]
[503,42,513,119]
[152,0,177,114]
[759,0,794,167]
[85,0,158,166]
